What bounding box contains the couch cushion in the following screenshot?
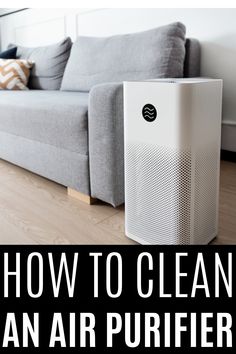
[0,90,88,154]
[15,38,72,90]
[61,22,186,92]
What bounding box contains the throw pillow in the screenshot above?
[0,47,17,59]
[10,37,72,90]
[61,22,186,92]
[0,59,34,90]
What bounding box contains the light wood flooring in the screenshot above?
[0,159,235,244]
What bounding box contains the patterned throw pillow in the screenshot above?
[0,59,34,90]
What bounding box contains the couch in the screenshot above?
[0,22,200,207]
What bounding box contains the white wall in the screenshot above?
[0,8,236,151]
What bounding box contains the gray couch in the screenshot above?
[0,22,200,207]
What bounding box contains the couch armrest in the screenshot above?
[88,82,124,207]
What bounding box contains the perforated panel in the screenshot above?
[193,147,219,244]
[125,143,192,244]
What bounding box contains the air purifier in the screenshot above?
[124,79,223,244]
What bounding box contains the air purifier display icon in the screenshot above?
[124,79,223,245]
[142,104,157,122]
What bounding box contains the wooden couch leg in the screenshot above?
[67,188,97,205]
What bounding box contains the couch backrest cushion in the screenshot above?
[184,38,201,78]
[15,37,72,90]
[61,22,186,92]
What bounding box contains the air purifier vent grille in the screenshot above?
[125,143,192,244]
[193,148,219,244]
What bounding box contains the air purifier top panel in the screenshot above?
[124,78,222,85]
[123,79,223,149]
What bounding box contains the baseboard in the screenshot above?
[221,121,236,152]
[221,149,236,162]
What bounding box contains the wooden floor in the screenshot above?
[0,159,235,244]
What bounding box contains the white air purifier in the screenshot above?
[124,79,223,245]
